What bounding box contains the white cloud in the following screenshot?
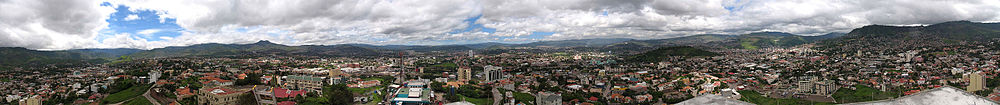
[4,0,1000,50]
[136,29,160,35]
[123,14,140,21]
[0,0,115,50]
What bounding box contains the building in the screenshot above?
[200,76,234,87]
[18,95,41,105]
[148,70,161,84]
[482,65,504,83]
[348,80,381,88]
[284,75,325,94]
[390,81,433,105]
[253,86,308,105]
[390,88,433,105]
[536,92,562,105]
[329,68,345,78]
[468,50,474,57]
[197,87,249,105]
[457,67,472,81]
[964,72,986,92]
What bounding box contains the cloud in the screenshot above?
[123,14,140,21]
[0,0,114,50]
[3,0,1000,50]
[136,29,160,35]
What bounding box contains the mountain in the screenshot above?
[67,48,142,59]
[818,21,1000,54]
[0,30,847,65]
[627,46,720,62]
[0,47,130,66]
[129,40,390,58]
[460,42,510,49]
[513,38,635,47]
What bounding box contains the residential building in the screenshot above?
[284,75,326,94]
[18,95,41,105]
[964,72,986,92]
[536,92,562,105]
[458,67,472,81]
[197,87,249,105]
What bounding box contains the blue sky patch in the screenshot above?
[102,3,183,41]
[449,14,497,34]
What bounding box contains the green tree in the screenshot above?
[238,93,258,105]
[325,84,354,105]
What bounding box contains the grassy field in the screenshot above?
[512,92,535,105]
[832,85,899,103]
[348,86,382,94]
[740,38,760,49]
[461,95,493,105]
[738,90,835,105]
[103,85,151,104]
[123,97,153,105]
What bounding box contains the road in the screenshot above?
[142,84,162,105]
[492,88,501,105]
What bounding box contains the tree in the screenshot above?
[325,84,354,105]
[236,73,263,86]
[238,93,258,105]
[430,82,446,92]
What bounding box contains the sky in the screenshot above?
[2,0,1000,50]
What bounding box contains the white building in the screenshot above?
[482,65,504,83]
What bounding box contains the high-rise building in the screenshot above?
[18,95,41,105]
[457,67,471,81]
[468,50,474,57]
[483,65,503,83]
[964,72,985,92]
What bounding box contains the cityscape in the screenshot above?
[2,0,1000,105]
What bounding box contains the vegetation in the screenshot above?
[738,90,835,105]
[325,84,355,105]
[235,73,263,86]
[103,84,151,104]
[831,85,899,103]
[512,92,535,105]
[123,97,153,105]
[627,46,720,62]
[461,95,493,105]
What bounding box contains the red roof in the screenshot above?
[273,88,308,98]
[176,88,195,96]
[277,101,297,105]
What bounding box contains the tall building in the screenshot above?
[18,95,41,105]
[964,72,985,92]
[483,65,503,83]
[468,50,474,57]
[457,67,471,81]
[536,92,562,105]
[148,70,161,84]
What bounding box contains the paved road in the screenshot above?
[142,84,162,105]
[492,88,501,105]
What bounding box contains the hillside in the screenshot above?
[627,46,720,62]
[818,21,1000,54]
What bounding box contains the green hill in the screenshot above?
[627,46,720,62]
[818,21,1000,54]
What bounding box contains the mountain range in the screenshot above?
[1,21,998,66]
